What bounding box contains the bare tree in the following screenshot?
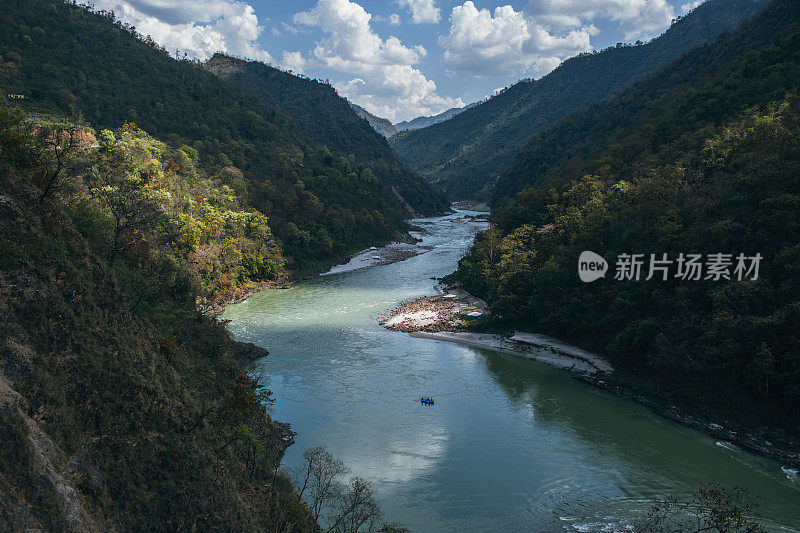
[327,477,382,533]
[635,483,766,533]
[295,445,349,523]
[293,445,408,533]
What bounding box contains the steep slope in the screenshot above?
[0,113,313,530]
[453,0,800,440]
[350,103,399,138]
[389,0,767,200]
[0,0,442,274]
[492,0,799,205]
[205,55,446,216]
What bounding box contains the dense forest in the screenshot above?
[204,54,447,217]
[389,0,766,200]
[0,106,315,530]
[0,0,446,274]
[0,95,409,533]
[454,0,800,429]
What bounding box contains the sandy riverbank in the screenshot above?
[410,331,612,374]
[322,240,432,276]
[381,289,612,375]
[381,289,488,331]
[381,289,800,467]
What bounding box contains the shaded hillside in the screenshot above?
[0,109,313,531]
[350,103,399,138]
[492,0,799,205]
[0,0,440,274]
[205,55,446,215]
[390,0,767,200]
[454,0,800,441]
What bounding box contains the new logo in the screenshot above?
[578,251,608,282]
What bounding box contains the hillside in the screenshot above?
[453,0,800,436]
[491,0,798,204]
[204,55,445,215]
[389,0,767,200]
[0,109,313,531]
[350,103,399,138]
[0,0,445,274]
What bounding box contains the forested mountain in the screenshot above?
[0,0,445,274]
[350,103,399,138]
[0,110,314,530]
[454,0,800,429]
[491,0,795,204]
[204,54,445,214]
[389,0,767,200]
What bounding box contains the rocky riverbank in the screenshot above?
[380,289,487,332]
[380,289,612,375]
[322,240,432,276]
[199,279,292,316]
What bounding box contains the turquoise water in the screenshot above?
[222,210,800,532]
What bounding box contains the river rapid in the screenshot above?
[222,210,800,532]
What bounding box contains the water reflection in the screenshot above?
[223,211,800,532]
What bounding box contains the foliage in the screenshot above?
[0,121,314,529]
[454,0,800,424]
[389,0,767,200]
[205,54,447,217]
[55,122,286,303]
[492,0,800,205]
[0,0,443,273]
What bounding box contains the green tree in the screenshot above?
[89,125,166,265]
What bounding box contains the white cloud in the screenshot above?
[280,51,307,74]
[526,0,676,40]
[389,13,402,26]
[294,0,462,121]
[680,0,704,13]
[440,1,593,78]
[90,0,273,62]
[281,21,300,35]
[397,0,441,24]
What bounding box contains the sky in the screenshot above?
[88,0,705,122]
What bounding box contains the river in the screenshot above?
[222,210,800,532]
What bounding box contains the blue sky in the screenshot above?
[92,0,703,121]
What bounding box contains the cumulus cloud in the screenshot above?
[680,0,704,13]
[90,0,273,61]
[397,0,441,24]
[294,0,462,121]
[389,13,402,26]
[280,51,307,73]
[440,1,593,78]
[526,0,676,40]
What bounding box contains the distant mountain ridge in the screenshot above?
[350,103,399,138]
[389,0,768,200]
[348,103,475,139]
[394,104,475,133]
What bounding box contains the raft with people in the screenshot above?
[420,397,435,405]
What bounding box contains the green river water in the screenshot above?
[222,210,800,532]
